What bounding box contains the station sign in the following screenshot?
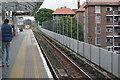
[12,12,30,16]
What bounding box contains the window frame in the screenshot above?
[95,37,100,45]
[106,38,113,43]
[95,26,101,34]
[95,16,101,24]
[95,6,101,13]
[118,6,120,11]
[106,17,113,22]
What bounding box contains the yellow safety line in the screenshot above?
[31,33,40,79]
[9,34,26,78]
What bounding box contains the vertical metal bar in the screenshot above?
[57,20,58,33]
[76,16,79,53]
[52,21,54,38]
[113,11,115,52]
[56,20,57,33]
[95,13,98,46]
[66,18,68,46]
[67,17,68,37]
[71,17,72,38]
[84,12,86,42]
[0,3,2,80]
[2,2,6,23]
[62,18,64,44]
[59,19,60,34]
[59,19,61,34]
[62,18,64,35]
[77,16,79,40]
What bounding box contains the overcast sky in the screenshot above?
[26,0,86,20]
[40,0,86,10]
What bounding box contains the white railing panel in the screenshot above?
[112,53,120,78]
[56,33,59,41]
[78,41,84,56]
[70,38,74,50]
[67,37,70,48]
[84,43,91,60]
[91,45,100,66]
[60,35,63,44]
[73,39,78,53]
[100,49,112,73]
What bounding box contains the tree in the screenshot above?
[42,16,84,41]
[58,16,84,41]
[34,8,54,25]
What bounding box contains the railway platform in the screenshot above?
[1,29,53,79]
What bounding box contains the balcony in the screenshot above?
[106,35,120,37]
[106,16,120,25]
[106,11,120,15]
[106,22,119,25]
[106,25,120,28]
[107,43,120,47]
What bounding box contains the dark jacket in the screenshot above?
[1,23,12,42]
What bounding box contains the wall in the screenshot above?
[41,28,120,78]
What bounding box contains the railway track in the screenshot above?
[34,31,91,80]
[33,31,118,80]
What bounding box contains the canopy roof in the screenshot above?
[0,0,44,15]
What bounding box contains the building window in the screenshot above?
[95,16,101,23]
[106,7,113,11]
[118,6,120,11]
[107,38,113,43]
[95,37,100,45]
[95,6,101,13]
[107,47,112,51]
[106,17,113,22]
[118,17,120,22]
[106,28,113,32]
[96,26,101,34]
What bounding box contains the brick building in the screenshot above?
[52,7,76,20]
[76,0,120,52]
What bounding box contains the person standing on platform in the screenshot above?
[0,19,12,67]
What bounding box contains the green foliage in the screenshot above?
[34,8,54,25]
[42,16,84,41]
[31,27,39,31]
[58,16,84,41]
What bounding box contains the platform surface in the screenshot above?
[1,30,52,79]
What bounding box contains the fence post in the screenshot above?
[71,17,72,38]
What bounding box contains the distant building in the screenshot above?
[52,7,76,20]
[76,0,120,52]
